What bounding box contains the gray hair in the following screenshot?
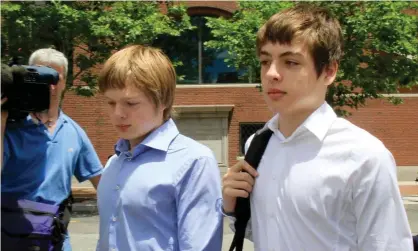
[28,48,68,79]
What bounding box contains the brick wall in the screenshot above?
[62,86,418,167]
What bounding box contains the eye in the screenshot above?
[127,102,139,106]
[285,60,299,66]
[260,59,270,66]
[107,101,116,106]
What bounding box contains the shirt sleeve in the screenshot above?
[352,146,413,251]
[73,131,103,183]
[226,213,254,242]
[175,155,224,251]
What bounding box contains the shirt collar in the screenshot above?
[115,118,179,155]
[266,102,337,142]
[23,109,67,127]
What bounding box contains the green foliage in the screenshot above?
[2,1,417,116]
[206,1,418,116]
[205,2,294,83]
[1,1,193,96]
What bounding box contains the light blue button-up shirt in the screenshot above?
[96,119,223,251]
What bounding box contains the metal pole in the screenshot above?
[198,19,203,84]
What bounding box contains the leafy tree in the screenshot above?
[205,1,418,116]
[1,0,193,96]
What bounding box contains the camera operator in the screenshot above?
[1,48,103,251]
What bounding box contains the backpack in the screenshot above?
[229,128,273,251]
[1,194,73,251]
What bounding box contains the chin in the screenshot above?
[265,100,283,114]
[114,129,131,138]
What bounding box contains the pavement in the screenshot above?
[68,214,253,251]
[68,197,418,251]
[69,172,418,250]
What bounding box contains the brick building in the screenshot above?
[66,1,418,196]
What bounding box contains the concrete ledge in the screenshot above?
[71,188,417,215]
[173,105,234,119]
[72,184,417,200]
[72,200,98,215]
[72,187,96,199]
[72,187,98,214]
[400,183,418,196]
[176,84,259,88]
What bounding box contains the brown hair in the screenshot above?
[98,44,176,120]
[256,4,344,77]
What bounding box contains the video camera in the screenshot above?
[1,63,59,122]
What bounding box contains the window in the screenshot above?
[153,16,248,84]
[239,122,265,155]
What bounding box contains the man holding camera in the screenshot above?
[1,48,103,251]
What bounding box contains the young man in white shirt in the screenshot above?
[221,4,413,251]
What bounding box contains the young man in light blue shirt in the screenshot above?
[96,45,223,251]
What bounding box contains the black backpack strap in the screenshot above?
[51,192,74,250]
[229,128,273,251]
[58,192,74,231]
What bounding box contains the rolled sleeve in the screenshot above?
[353,147,413,251]
[74,133,103,182]
[216,198,253,242]
[175,156,223,251]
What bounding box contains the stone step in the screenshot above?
[71,182,417,200]
[70,166,417,214]
[71,187,418,214]
[399,181,418,196]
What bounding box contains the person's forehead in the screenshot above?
[104,85,145,99]
[260,40,310,57]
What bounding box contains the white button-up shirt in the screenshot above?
[231,102,412,251]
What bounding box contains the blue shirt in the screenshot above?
[96,119,223,251]
[2,111,103,205]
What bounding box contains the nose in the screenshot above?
[266,61,282,82]
[114,104,127,119]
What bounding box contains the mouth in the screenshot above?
[116,125,131,131]
[267,89,287,100]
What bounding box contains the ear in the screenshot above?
[323,61,338,86]
[157,103,167,114]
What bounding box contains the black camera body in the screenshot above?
[1,64,60,122]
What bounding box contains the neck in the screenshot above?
[129,136,147,152]
[128,119,165,152]
[30,104,60,126]
[277,103,322,138]
[46,105,60,121]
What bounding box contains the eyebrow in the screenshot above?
[105,96,141,101]
[259,50,304,58]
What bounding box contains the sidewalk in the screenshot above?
[404,196,418,235]
[71,176,418,235]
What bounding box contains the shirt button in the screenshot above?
[115,185,120,190]
[112,216,117,222]
[127,158,132,161]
